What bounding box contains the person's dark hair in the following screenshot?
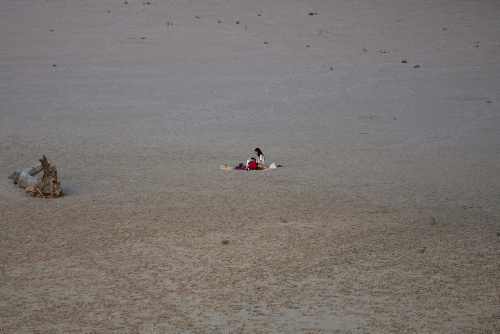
[255,148,263,156]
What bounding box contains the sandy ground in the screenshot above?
[1,0,499,332]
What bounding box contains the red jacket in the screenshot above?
[248,161,257,170]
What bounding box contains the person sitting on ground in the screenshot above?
[247,158,258,170]
[254,148,265,165]
[247,148,266,168]
[247,157,274,171]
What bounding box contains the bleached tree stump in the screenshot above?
[8,156,62,198]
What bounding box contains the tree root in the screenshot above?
[8,156,62,198]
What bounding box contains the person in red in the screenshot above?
[247,157,273,170]
[247,158,258,170]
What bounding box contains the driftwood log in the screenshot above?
[8,156,62,198]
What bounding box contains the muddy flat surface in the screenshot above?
[1,0,499,332]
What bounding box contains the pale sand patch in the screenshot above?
[1,0,499,332]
